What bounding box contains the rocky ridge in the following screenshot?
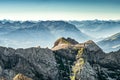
[0,37,120,80]
[0,47,58,80]
[98,32,120,52]
[52,37,105,80]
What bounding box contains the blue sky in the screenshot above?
[0,0,120,20]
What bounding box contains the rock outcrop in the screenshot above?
[52,37,79,50]
[0,47,58,80]
[52,37,119,80]
[13,73,32,80]
[0,37,120,80]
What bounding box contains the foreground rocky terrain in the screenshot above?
[0,37,120,80]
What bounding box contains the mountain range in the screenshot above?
[0,20,89,48]
[69,20,120,40]
[97,32,120,52]
[0,20,120,52]
[0,37,120,80]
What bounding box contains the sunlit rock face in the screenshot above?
[13,73,32,80]
[52,37,79,50]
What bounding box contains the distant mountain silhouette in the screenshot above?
[69,20,120,39]
[97,32,120,52]
[0,20,89,48]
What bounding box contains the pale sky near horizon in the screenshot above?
[0,0,120,20]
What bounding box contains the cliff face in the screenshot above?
[52,38,120,80]
[0,37,120,80]
[52,38,105,80]
[0,47,58,80]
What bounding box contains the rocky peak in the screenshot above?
[84,40,102,51]
[85,40,94,44]
[66,37,79,45]
[53,37,79,47]
[52,37,79,50]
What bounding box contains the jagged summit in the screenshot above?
[53,37,79,47]
[52,37,79,50]
[52,38,102,52]
[85,40,95,44]
[84,40,102,51]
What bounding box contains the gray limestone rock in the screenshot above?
[0,37,120,80]
[0,47,59,80]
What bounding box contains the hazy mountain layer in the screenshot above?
[0,20,89,48]
[69,20,120,39]
[97,32,120,52]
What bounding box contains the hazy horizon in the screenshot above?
[0,0,120,20]
[0,19,120,22]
